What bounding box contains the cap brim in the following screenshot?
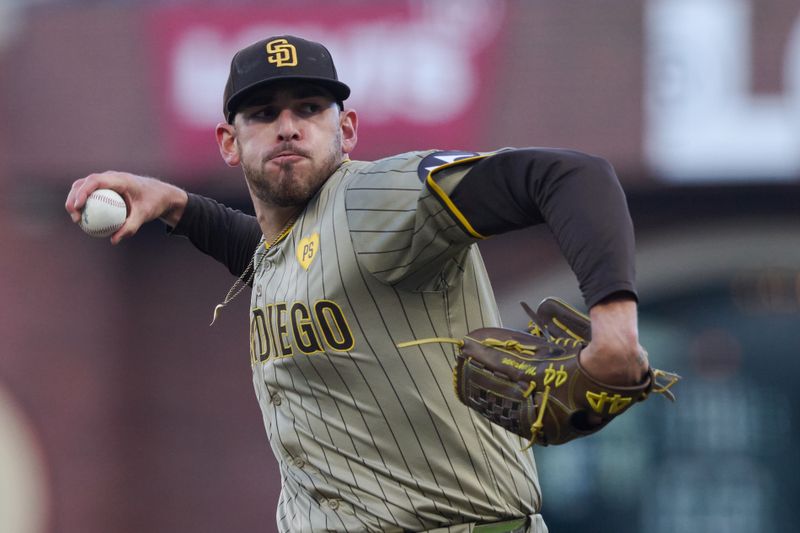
[225,76,351,122]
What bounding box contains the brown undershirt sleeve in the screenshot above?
[448,148,638,308]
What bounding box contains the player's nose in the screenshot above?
[276,109,301,141]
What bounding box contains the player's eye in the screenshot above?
[250,107,280,121]
[296,101,323,116]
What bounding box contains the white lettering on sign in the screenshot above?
[645,0,800,181]
[169,1,504,129]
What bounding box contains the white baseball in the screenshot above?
[79,189,128,238]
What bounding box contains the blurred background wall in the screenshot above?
[0,1,798,532]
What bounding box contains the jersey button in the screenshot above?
[327,499,340,511]
[270,393,282,406]
[293,458,305,468]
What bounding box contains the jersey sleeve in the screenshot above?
[344,150,499,291]
[169,193,263,279]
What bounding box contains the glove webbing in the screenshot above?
[398,335,566,449]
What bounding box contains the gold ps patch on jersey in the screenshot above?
[297,233,320,270]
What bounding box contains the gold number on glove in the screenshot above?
[586,391,633,414]
[544,363,568,388]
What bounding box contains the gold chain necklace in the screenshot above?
[209,214,299,325]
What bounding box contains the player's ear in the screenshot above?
[339,109,358,155]
[216,122,240,167]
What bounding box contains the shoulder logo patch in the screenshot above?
[297,233,320,270]
[417,150,480,182]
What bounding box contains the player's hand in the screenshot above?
[66,171,188,245]
[580,296,649,386]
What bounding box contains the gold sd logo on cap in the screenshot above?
[266,38,298,67]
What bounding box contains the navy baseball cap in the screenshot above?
[223,35,351,123]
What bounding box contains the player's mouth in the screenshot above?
[270,151,305,164]
[268,145,309,166]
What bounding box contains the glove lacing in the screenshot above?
[396,326,681,449]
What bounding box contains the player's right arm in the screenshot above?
[66,171,262,278]
[66,171,188,244]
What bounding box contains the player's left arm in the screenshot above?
[445,148,646,385]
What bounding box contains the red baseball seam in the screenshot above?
[84,223,124,236]
[91,193,126,209]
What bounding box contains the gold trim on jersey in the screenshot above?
[425,155,490,240]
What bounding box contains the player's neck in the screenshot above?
[255,204,303,243]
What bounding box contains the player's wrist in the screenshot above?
[587,298,643,375]
[157,183,188,228]
[579,341,648,386]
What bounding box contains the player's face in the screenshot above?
[232,84,348,208]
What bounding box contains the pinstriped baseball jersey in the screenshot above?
[249,150,546,533]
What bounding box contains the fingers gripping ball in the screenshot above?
[79,189,127,238]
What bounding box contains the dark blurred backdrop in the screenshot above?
[1,1,798,532]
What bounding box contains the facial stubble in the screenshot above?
[241,128,343,208]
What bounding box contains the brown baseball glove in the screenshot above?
[399,298,679,447]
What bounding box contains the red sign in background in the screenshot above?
[147,3,508,172]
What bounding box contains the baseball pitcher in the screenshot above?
[66,35,678,533]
